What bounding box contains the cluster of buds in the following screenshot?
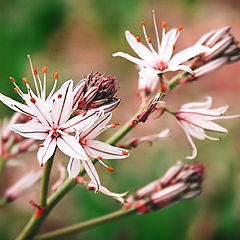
[0,113,36,163]
[73,72,120,115]
[124,161,204,213]
[189,26,240,80]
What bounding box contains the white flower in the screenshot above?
[67,112,129,192]
[0,56,102,166]
[113,10,208,94]
[176,97,240,159]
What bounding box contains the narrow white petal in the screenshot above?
[138,68,159,93]
[57,134,88,160]
[181,97,212,109]
[169,45,209,66]
[112,52,146,66]
[67,158,81,178]
[180,121,206,140]
[10,122,49,140]
[85,140,129,159]
[0,93,33,116]
[164,64,193,74]
[51,80,74,125]
[82,160,101,192]
[37,134,57,166]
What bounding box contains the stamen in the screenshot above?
[107,166,115,172]
[42,67,47,73]
[22,77,29,84]
[54,72,59,79]
[34,68,38,75]
[178,26,183,31]
[136,36,141,42]
[122,151,128,156]
[30,97,36,104]
[148,37,152,43]
[27,54,40,98]
[111,123,120,128]
[97,156,102,160]
[58,94,62,99]
[39,144,44,148]
[14,88,19,94]
[162,21,167,29]
[141,20,146,26]
[9,77,16,83]
[42,67,47,100]
[152,10,161,52]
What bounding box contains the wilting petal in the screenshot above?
[51,80,74,125]
[85,140,129,159]
[169,45,209,66]
[82,160,101,192]
[37,134,57,166]
[0,93,33,116]
[67,158,81,178]
[10,122,49,140]
[57,134,88,160]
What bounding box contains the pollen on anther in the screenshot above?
[22,77,29,84]
[54,72,59,79]
[58,94,62,99]
[136,36,141,42]
[9,77,16,83]
[39,144,44,148]
[111,123,120,128]
[162,21,167,28]
[97,156,102,160]
[178,26,183,31]
[30,97,36,104]
[29,116,33,120]
[148,38,152,43]
[122,151,128,156]
[34,68,38,75]
[107,166,115,172]
[141,20,146,26]
[42,67,47,73]
[14,88,19,94]
[173,44,176,50]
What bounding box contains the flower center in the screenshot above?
[154,61,167,71]
[51,129,61,139]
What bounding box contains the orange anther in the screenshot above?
[122,151,128,156]
[173,44,176,50]
[28,116,33,120]
[148,37,152,43]
[141,21,146,26]
[9,77,15,83]
[136,36,141,42]
[42,67,47,73]
[111,123,120,128]
[58,94,62,99]
[82,111,87,116]
[178,26,183,31]
[39,144,44,148]
[34,68,38,75]
[107,166,115,172]
[97,156,102,160]
[30,97,36,104]
[14,88,19,93]
[22,77,29,84]
[162,21,167,28]
[54,72,58,79]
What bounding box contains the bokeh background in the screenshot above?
[0,0,240,239]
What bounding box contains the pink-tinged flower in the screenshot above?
[0,56,102,166]
[67,112,129,192]
[175,97,240,159]
[113,10,208,94]
[87,182,127,204]
[73,72,120,114]
[4,170,42,202]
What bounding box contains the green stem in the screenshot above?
[16,75,182,239]
[34,207,136,240]
[0,157,6,175]
[40,152,55,208]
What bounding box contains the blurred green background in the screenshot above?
[0,0,240,239]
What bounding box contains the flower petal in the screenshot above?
[169,45,209,66]
[112,52,146,66]
[85,140,129,159]
[37,134,57,166]
[57,134,88,160]
[10,122,49,140]
[67,158,81,178]
[180,97,212,109]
